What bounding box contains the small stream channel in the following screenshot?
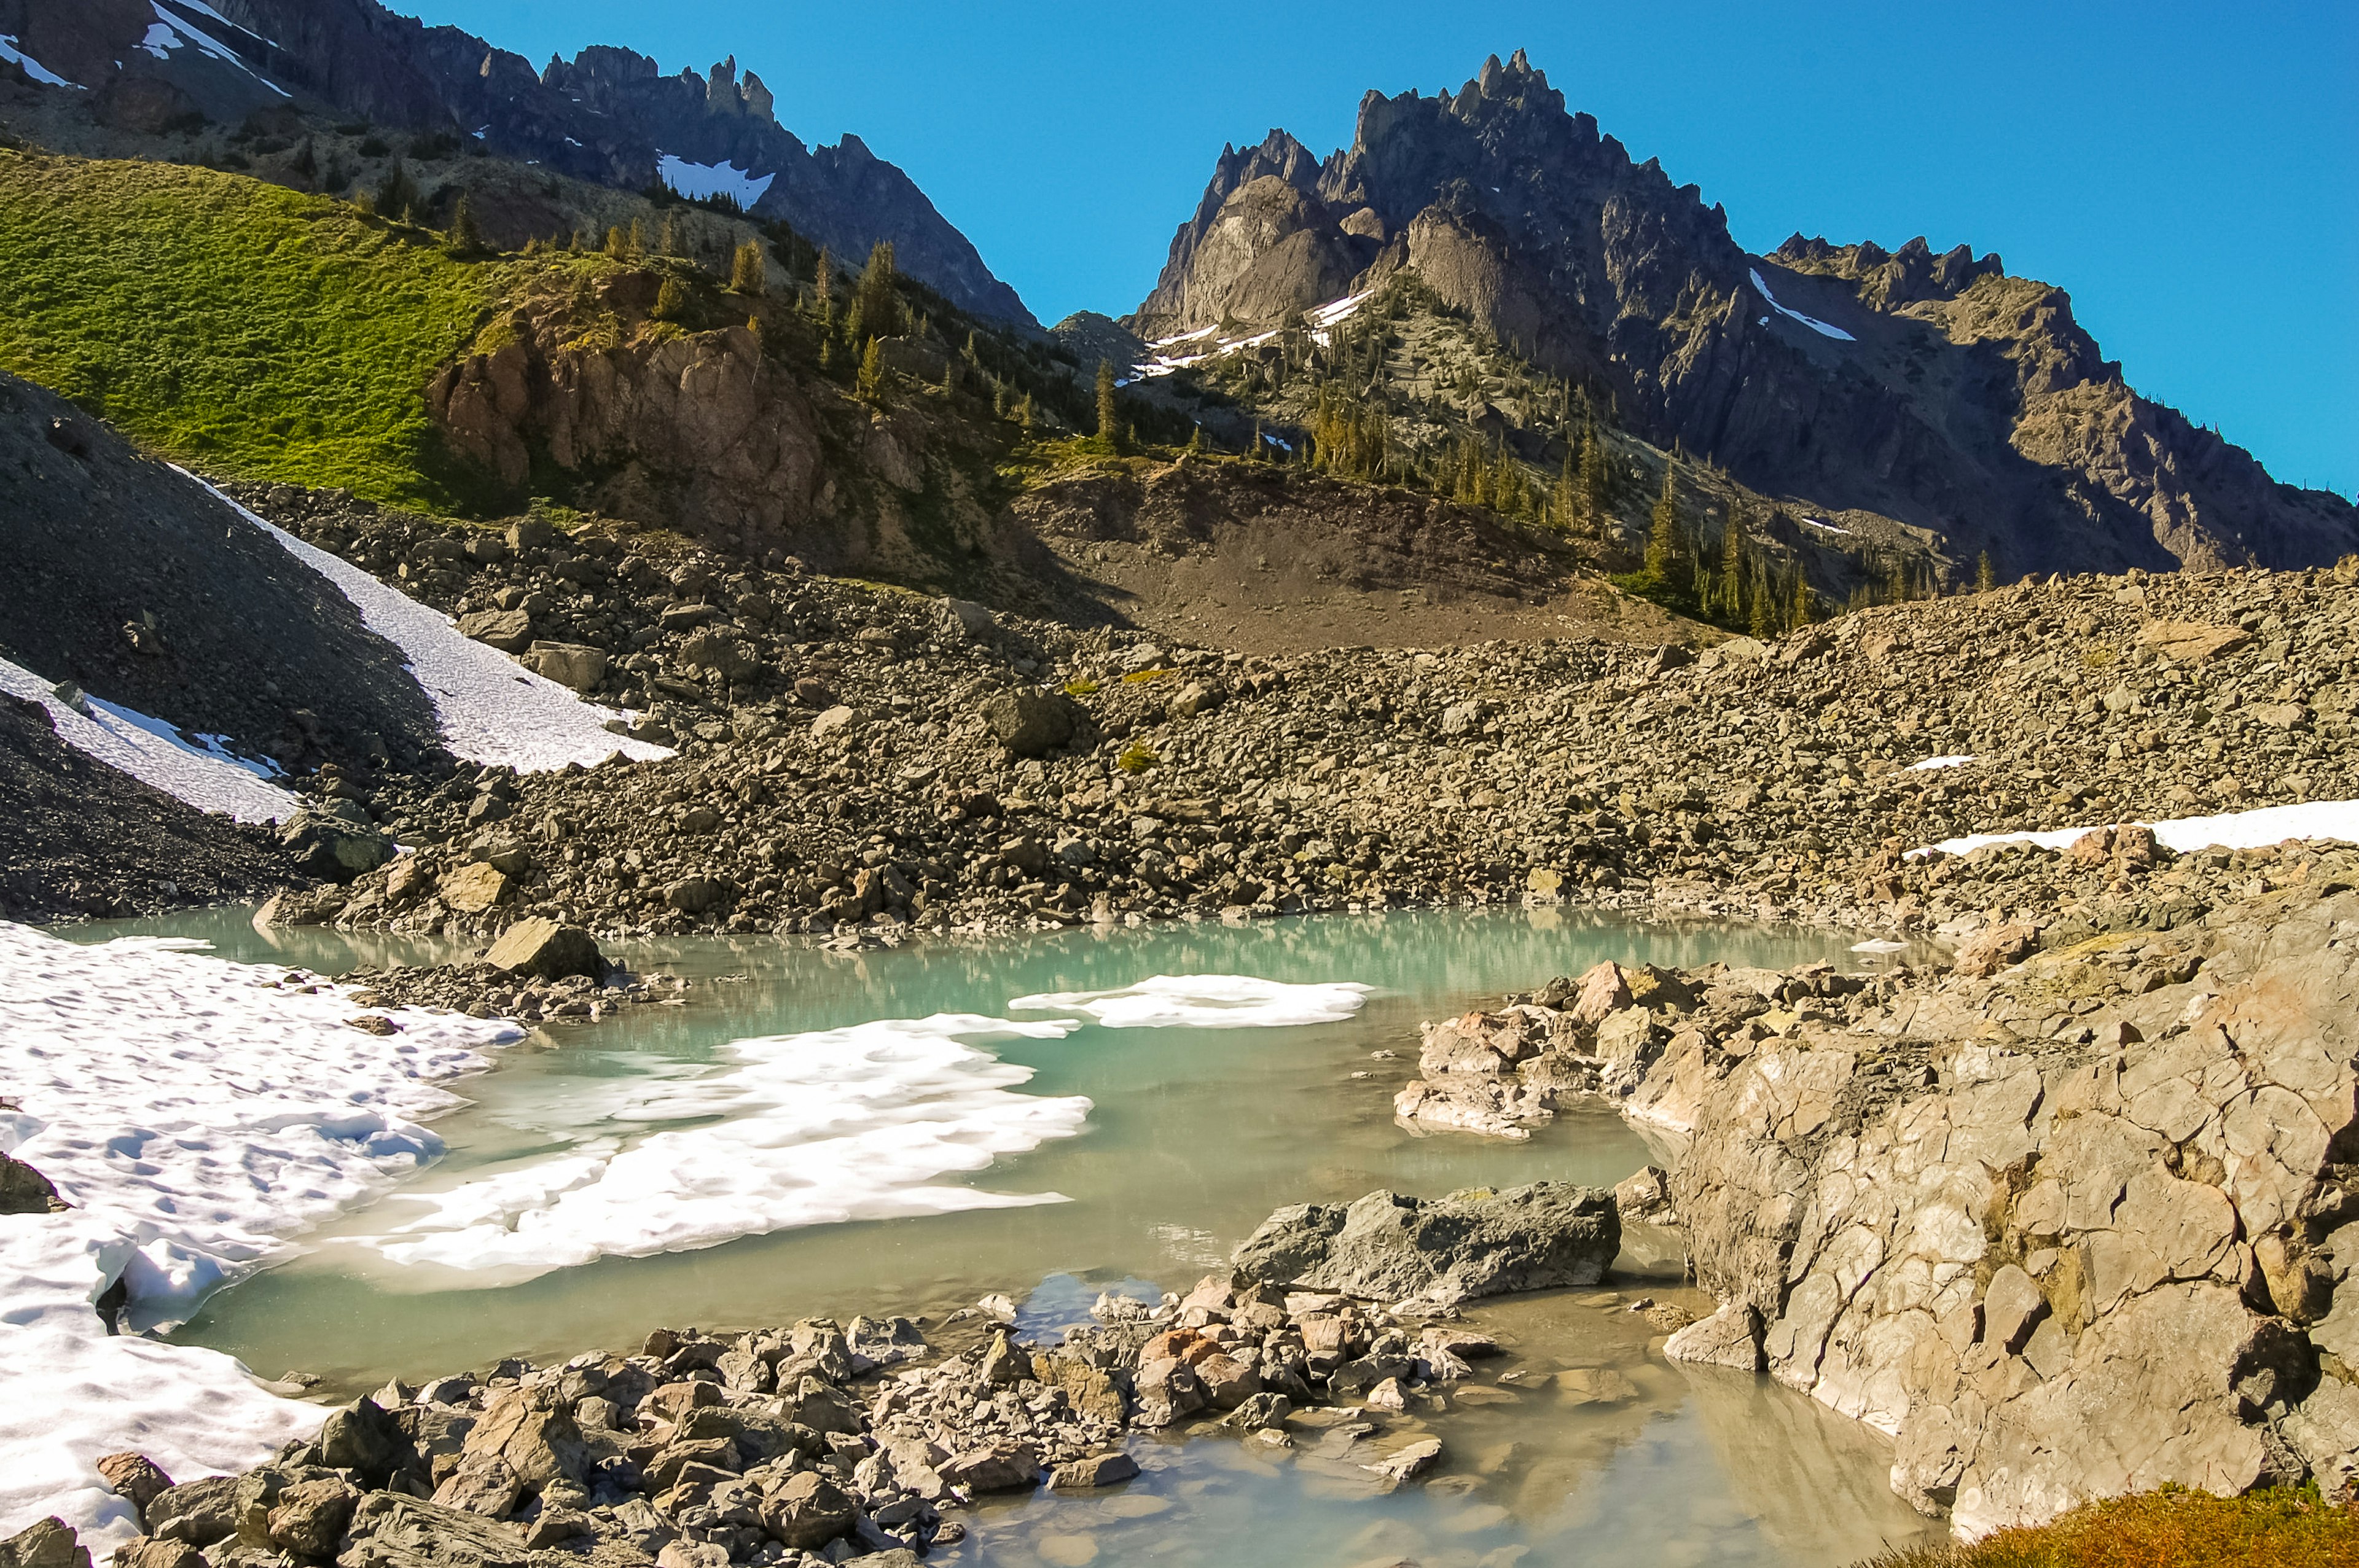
[59,906,1942,1565]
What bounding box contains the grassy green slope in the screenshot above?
[0,152,501,510]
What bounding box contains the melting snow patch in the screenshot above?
[188,473,671,771]
[1802,517,1854,536]
[1909,799,2359,861]
[0,34,83,87]
[0,924,521,1542]
[136,2,288,94]
[0,656,299,822]
[657,154,774,209]
[1906,755,1976,772]
[349,1014,1091,1282]
[1750,268,1855,342]
[1010,975,1374,1029]
[1307,291,1374,329]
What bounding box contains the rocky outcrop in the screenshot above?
[1230,1183,1619,1304]
[1622,871,2359,1535]
[1129,52,2357,575]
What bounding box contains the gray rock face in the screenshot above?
[1643,884,2359,1535]
[1232,1182,1620,1304]
[278,812,394,883]
[0,1518,90,1568]
[521,641,608,692]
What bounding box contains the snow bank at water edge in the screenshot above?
[186,474,673,772]
[0,924,522,1543]
[1010,974,1374,1028]
[351,1014,1092,1284]
[0,655,300,824]
[1910,798,2359,860]
[657,155,775,209]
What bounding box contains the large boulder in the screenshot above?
[456,609,534,653]
[278,812,394,882]
[980,691,1076,758]
[481,918,603,981]
[758,1472,855,1549]
[1231,1182,1621,1305]
[520,641,608,692]
[340,1492,532,1568]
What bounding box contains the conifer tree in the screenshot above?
[445,192,485,257]
[1790,567,1815,627]
[1644,465,1683,579]
[1748,561,1772,636]
[850,241,901,342]
[1578,419,1611,536]
[729,239,766,295]
[628,219,646,257]
[657,213,681,258]
[1017,392,1036,434]
[1719,504,1748,622]
[371,160,419,222]
[653,275,690,322]
[1552,440,1578,532]
[992,379,1009,418]
[1095,361,1121,448]
[603,226,627,259]
[1977,548,1997,593]
[856,336,886,403]
[812,248,834,313]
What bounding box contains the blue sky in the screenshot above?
[411,1,2354,496]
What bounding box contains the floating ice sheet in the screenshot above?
[1009,974,1375,1029]
[348,1014,1092,1283]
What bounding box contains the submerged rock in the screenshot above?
[1231,1182,1620,1304]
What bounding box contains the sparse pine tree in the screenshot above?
[1644,465,1683,579]
[657,213,681,258]
[1748,562,1771,636]
[628,218,646,257]
[1018,392,1036,434]
[1719,504,1748,621]
[812,247,834,312]
[857,335,886,403]
[1790,566,1815,627]
[1552,440,1578,532]
[850,241,901,342]
[370,160,419,222]
[603,225,627,259]
[1096,361,1122,449]
[445,192,485,257]
[653,275,690,322]
[1187,424,1203,453]
[1977,548,1997,593]
[992,378,1009,418]
[1578,419,1611,536]
[729,239,766,295]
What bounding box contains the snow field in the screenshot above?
[0,655,300,824]
[1911,799,2359,860]
[0,924,522,1543]
[656,155,775,209]
[0,34,81,87]
[189,473,674,773]
[1750,267,1856,342]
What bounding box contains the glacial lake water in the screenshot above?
[61,906,1942,1566]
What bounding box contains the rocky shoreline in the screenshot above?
[231,485,2359,957]
[1377,830,2359,1535]
[20,1183,1641,1568]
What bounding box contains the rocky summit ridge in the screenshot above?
[1129,50,2356,581]
[0,0,1031,323]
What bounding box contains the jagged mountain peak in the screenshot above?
[1126,52,2355,576]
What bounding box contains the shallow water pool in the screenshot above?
[63,905,1940,1564]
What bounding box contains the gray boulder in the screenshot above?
[980,691,1076,758]
[1231,1182,1621,1305]
[0,1519,88,1568]
[278,812,393,882]
[455,609,534,653]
